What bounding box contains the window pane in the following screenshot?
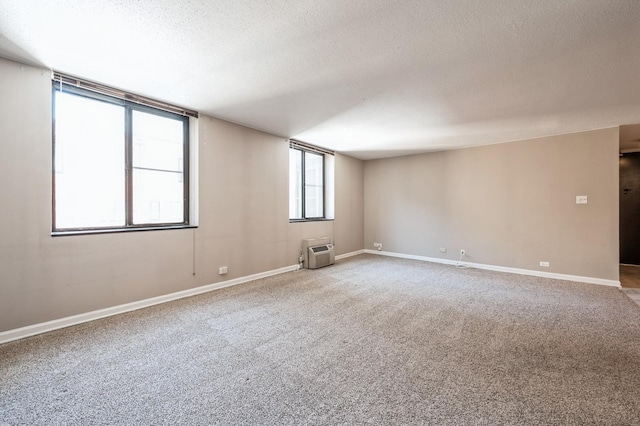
[132,169,184,224]
[132,110,184,172]
[304,152,323,218]
[289,149,302,219]
[132,110,185,225]
[54,91,125,229]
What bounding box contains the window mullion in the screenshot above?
[321,154,325,219]
[51,85,58,231]
[124,107,133,227]
[301,149,306,219]
[182,117,189,224]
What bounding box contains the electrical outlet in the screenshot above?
[439,247,447,253]
[460,249,465,257]
[219,266,228,275]
[373,242,382,251]
[539,261,549,267]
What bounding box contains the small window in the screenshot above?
[289,141,331,221]
[52,80,192,233]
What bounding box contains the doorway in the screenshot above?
[620,152,640,266]
[619,125,640,289]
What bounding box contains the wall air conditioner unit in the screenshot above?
[308,243,335,269]
[302,237,335,269]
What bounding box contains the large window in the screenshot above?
[289,142,330,221]
[52,80,192,233]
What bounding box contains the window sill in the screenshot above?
[289,218,334,223]
[52,225,197,237]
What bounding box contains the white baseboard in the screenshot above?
[364,249,621,288]
[2,251,620,344]
[0,264,299,345]
[336,249,365,260]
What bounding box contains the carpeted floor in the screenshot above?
[1,254,639,425]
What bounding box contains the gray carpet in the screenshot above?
[1,254,639,425]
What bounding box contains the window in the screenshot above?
[289,141,333,221]
[52,78,194,233]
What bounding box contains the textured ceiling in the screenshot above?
[1,0,639,159]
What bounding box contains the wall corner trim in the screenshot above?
[363,250,621,288]
[335,249,365,260]
[0,264,299,345]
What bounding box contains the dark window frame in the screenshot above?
[289,146,327,222]
[52,82,191,234]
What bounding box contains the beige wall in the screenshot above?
[0,55,619,332]
[0,58,365,332]
[364,129,620,280]
[334,153,365,255]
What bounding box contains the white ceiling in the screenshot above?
[1,0,639,159]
